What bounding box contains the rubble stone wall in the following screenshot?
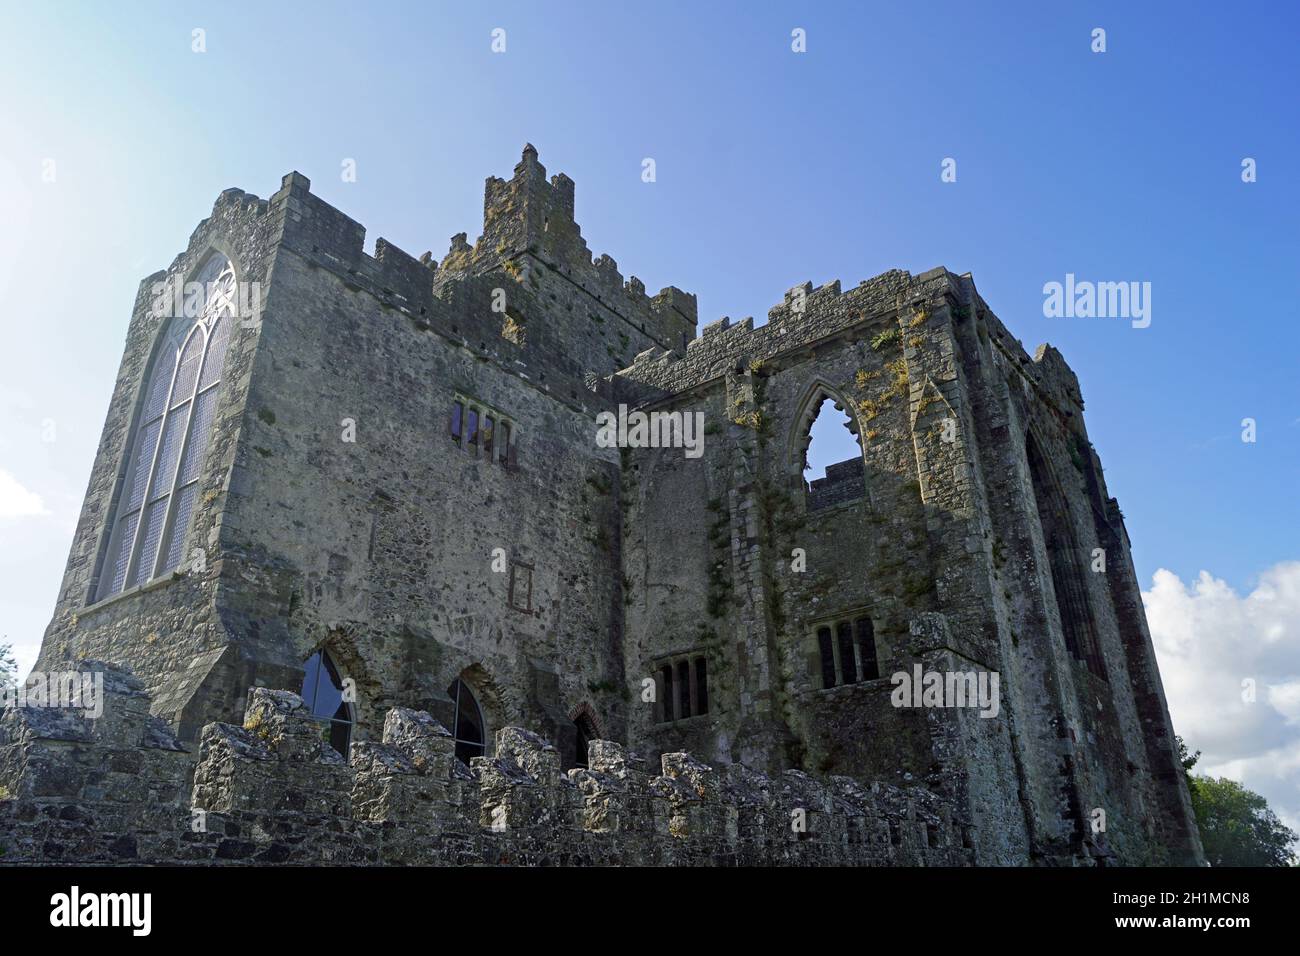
[0,667,969,866]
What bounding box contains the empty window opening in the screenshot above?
[695,657,708,714]
[447,678,487,766]
[572,713,596,769]
[855,617,880,680]
[800,396,864,512]
[466,408,479,449]
[817,615,879,688]
[300,649,354,756]
[657,656,710,723]
[498,421,512,465]
[817,626,836,689]
[677,660,692,719]
[836,621,858,684]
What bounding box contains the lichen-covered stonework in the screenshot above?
[16,146,1201,865]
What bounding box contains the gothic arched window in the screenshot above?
[95,252,237,601]
[796,390,865,512]
[301,649,355,755]
[447,678,487,766]
[572,713,596,769]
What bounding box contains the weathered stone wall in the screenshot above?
[613,262,1201,864]
[0,665,970,866]
[942,274,1201,863]
[614,270,1031,861]
[35,150,691,756]
[220,185,630,759]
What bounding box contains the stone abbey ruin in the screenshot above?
[1,146,1203,865]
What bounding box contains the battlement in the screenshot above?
[616,269,922,403]
[452,144,698,352]
[612,266,1090,427]
[174,154,705,415]
[187,169,609,416]
[155,153,1088,427]
[0,662,970,865]
[808,457,867,511]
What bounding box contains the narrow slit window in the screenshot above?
[677,660,692,719]
[466,408,479,449]
[482,415,494,459]
[837,621,857,684]
[573,714,594,768]
[450,401,463,443]
[660,664,674,722]
[817,626,836,689]
[855,617,879,680]
[498,421,511,465]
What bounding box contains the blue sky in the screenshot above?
[1,2,1297,832]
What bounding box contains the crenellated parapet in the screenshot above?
[614,270,922,405]
[0,663,971,865]
[456,144,698,353]
[121,151,1088,430]
[0,663,191,861]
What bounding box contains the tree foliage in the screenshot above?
[1177,736,1297,867]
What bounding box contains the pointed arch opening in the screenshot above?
[446,677,488,766]
[93,251,238,601]
[300,648,355,756]
[792,385,865,512]
[569,702,601,769]
[1025,431,1107,680]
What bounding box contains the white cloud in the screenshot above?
[0,468,49,518]
[1144,562,1300,840]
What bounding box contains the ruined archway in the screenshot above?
[790,382,865,511]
